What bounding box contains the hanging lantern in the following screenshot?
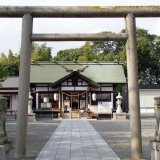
[54,93,58,101]
[92,93,96,101]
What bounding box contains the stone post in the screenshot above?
[0,96,13,160]
[126,13,143,159]
[15,14,33,159]
[150,96,160,160]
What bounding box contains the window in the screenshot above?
[96,93,111,101]
[91,92,111,105]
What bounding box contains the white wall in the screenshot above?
[12,94,18,110]
[36,87,48,91]
[139,89,159,113]
[101,87,113,91]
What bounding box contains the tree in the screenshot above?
[54,47,85,61]
[92,32,125,55]
[53,42,98,62]
[135,28,160,84]
[31,43,52,61]
[117,28,160,84]
[0,53,8,63]
[78,42,97,61]
[144,35,160,84]
[0,50,20,76]
[53,31,126,62]
[0,63,8,87]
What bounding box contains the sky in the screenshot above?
[0,0,160,57]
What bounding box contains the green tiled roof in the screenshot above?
[30,62,126,84]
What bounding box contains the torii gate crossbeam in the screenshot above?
[0,6,160,17]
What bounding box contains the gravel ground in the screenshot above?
[89,114,155,160]
[6,114,155,160]
[6,118,61,160]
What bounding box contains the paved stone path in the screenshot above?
[36,120,120,160]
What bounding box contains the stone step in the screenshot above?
[81,112,89,117]
[62,112,90,119]
[62,113,70,119]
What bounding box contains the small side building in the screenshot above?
[139,84,160,113]
[0,76,19,115]
[122,84,160,113]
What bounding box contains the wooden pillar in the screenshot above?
[59,92,62,117]
[15,14,33,159]
[125,13,143,159]
[86,91,88,109]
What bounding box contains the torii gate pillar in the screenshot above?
[15,14,33,159]
[126,13,143,159]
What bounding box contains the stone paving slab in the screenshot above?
[36,120,121,160]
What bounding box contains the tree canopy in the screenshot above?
[31,43,52,61]
[0,63,8,87]
[0,42,52,77]
[53,28,160,84]
[1,28,160,84]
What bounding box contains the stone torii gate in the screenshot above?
[1,6,160,159]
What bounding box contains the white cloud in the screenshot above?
[0,0,160,56]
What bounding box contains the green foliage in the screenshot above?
[135,28,160,84]
[114,84,123,96]
[78,42,97,61]
[53,27,160,84]
[0,43,53,77]
[0,63,8,87]
[0,50,19,76]
[1,28,160,85]
[31,43,52,61]
[53,31,126,63]
[54,48,82,61]
[92,31,125,55]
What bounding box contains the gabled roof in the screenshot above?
[0,77,19,88]
[50,71,100,88]
[30,62,126,84]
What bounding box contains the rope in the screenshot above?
[60,90,87,97]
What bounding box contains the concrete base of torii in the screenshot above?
[150,140,160,160]
[0,141,13,160]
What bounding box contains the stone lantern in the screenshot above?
[28,89,36,121]
[116,92,123,113]
[113,92,126,120]
[28,89,33,114]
